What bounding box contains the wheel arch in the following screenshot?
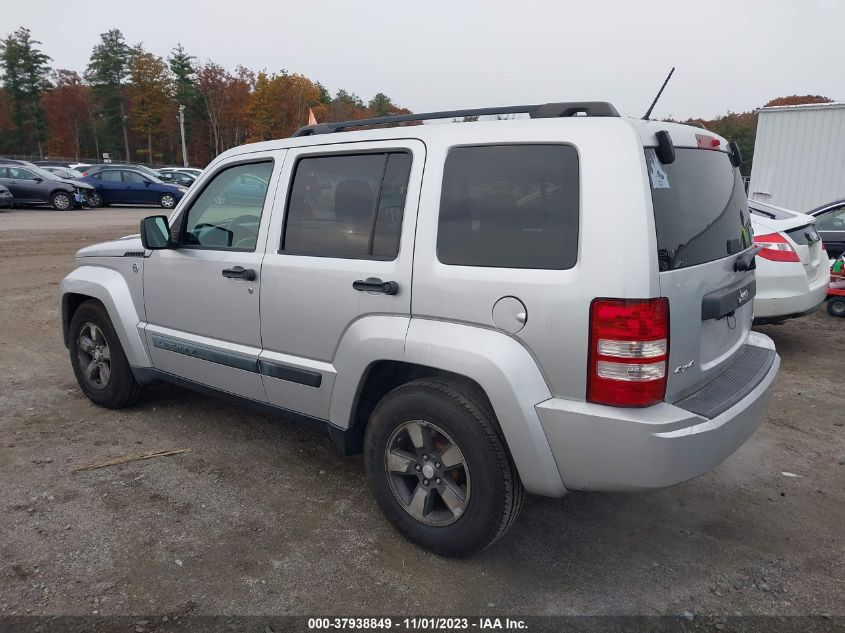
[331,317,566,497]
[59,266,151,368]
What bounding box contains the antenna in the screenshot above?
[642,67,675,120]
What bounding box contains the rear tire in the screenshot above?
[68,300,142,409]
[51,191,72,210]
[364,377,524,557]
[828,298,845,318]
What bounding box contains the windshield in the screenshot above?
[646,148,752,271]
[27,164,63,181]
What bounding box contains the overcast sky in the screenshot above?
[15,0,844,120]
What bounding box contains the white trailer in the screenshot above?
[748,102,845,212]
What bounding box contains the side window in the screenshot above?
[182,161,273,251]
[437,144,579,269]
[816,207,845,231]
[10,167,36,179]
[122,170,146,183]
[282,152,412,259]
[100,170,122,182]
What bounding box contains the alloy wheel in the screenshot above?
[384,420,471,526]
[53,193,71,210]
[161,194,176,208]
[76,323,112,390]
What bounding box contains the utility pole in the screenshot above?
[178,104,188,167]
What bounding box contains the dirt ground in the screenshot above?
[0,208,843,617]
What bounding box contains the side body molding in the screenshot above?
[59,265,151,368]
[403,319,567,497]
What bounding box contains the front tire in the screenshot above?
[68,300,142,409]
[828,298,845,318]
[88,191,103,208]
[159,193,177,209]
[51,191,72,210]
[364,377,524,557]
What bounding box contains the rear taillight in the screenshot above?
[588,298,669,408]
[754,232,800,262]
[82,172,88,176]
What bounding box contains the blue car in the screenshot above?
[79,167,187,209]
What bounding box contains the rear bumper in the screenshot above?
[753,261,830,319]
[536,331,779,492]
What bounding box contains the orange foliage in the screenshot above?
[42,70,90,159]
[765,95,834,107]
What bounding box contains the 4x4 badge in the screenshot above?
[674,360,696,374]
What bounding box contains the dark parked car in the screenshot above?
[0,184,12,208]
[0,163,94,209]
[157,170,197,187]
[81,163,162,181]
[78,167,187,209]
[809,200,845,258]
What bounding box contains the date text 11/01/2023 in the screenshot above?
[307,617,528,630]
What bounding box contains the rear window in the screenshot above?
[438,144,579,269]
[646,148,752,271]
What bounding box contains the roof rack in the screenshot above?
[292,101,620,137]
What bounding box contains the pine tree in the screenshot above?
[0,27,51,157]
[86,29,132,161]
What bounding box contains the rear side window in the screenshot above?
[282,152,411,259]
[100,170,122,182]
[647,148,752,271]
[437,145,579,269]
[122,170,146,183]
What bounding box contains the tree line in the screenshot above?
[0,27,410,166]
[0,25,834,173]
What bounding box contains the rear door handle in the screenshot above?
[222,266,256,281]
[352,277,399,295]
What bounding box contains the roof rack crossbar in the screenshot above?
[292,101,619,136]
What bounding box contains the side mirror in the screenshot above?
[143,179,152,185]
[33,177,43,183]
[140,215,172,250]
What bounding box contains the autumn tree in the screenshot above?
[225,65,254,147]
[765,95,833,107]
[42,69,90,159]
[0,27,51,157]
[127,48,172,162]
[86,29,132,160]
[196,61,228,155]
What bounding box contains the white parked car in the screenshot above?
[750,201,829,324]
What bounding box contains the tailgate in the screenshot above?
[645,144,755,402]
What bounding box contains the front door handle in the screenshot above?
[353,277,399,295]
[222,266,256,281]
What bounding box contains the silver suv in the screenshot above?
[59,102,779,556]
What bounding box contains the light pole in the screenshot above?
[178,104,188,167]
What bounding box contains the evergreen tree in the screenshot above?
[368,92,395,117]
[86,29,132,160]
[0,27,51,157]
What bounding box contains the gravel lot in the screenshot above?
[0,207,843,618]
